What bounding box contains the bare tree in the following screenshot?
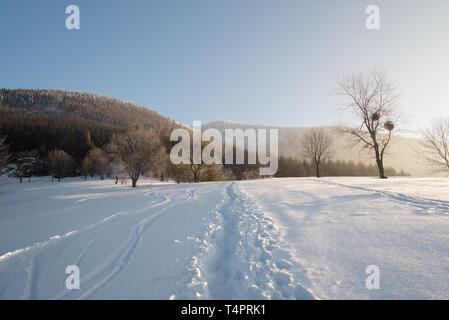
[81,156,92,180]
[12,151,42,183]
[49,149,73,181]
[420,118,449,174]
[335,70,402,179]
[190,163,203,183]
[112,129,164,188]
[0,135,10,173]
[105,138,127,184]
[190,138,226,183]
[188,135,207,183]
[82,147,110,180]
[301,127,334,178]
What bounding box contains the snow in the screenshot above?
[0,176,448,299]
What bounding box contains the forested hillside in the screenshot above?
[0,89,178,161]
[0,89,176,131]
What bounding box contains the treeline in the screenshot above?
[0,107,121,161]
[276,156,409,178]
[0,89,259,184]
[0,128,256,186]
[0,89,410,185]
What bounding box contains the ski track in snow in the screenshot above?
[0,177,448,299]
[54,191,172,299]
[0,212,123,263]
[181,182,314,300]
[0,191,169,263]
[317,179,449,216]
[0,188,171,299]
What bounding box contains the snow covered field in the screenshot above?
[0,177,448,299]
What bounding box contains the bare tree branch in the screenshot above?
[301,127,334,178]
[419,118,449,174]
[111,129,165,187]
[335,69,402,178]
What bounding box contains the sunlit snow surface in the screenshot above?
[0,177,448,299]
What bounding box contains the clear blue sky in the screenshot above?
[1,0,449,135]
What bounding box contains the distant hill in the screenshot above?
[0,89,177,132]
[203,120,428,176]
[0,89,179,160]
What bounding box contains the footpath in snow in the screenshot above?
[0,177,448,299]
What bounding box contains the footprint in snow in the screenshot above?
[275,259,293,270]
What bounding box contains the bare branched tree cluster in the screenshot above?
[420,118,449,174]
[301,127,334,178]
[335,70,402,178]
[49,150,73,181]
[81,147,112,180]
[110,129,165,187]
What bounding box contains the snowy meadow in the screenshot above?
[0,177,447,299]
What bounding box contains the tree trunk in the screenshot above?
[132,178,137,187]
[373,143,387,179]
[376,158,387,179]
[315,162,320,178]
